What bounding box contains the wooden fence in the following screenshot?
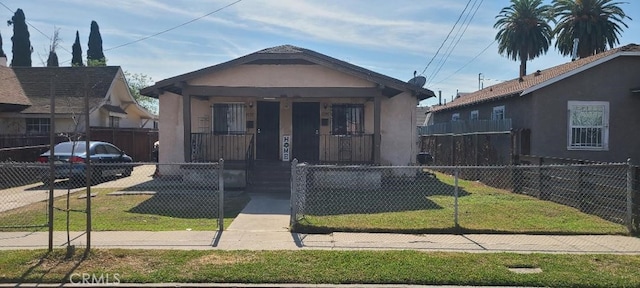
[0,128,158,162]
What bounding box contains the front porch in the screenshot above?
[190,132,374,164]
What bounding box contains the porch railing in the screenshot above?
[419,119,513,135]
[319,134,374,163]
[191,133,254,162]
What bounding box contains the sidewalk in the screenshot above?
[1,193,639,253]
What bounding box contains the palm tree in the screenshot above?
[553,0,631,59]
[494,0,554,79]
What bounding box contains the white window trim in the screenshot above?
[492,105,505,120]
[567,101,609,151]
[451,113,460,121]
[470,110,479,120]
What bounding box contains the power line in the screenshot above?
[419,0,473,76]
[426,0,483,86]
[0,1,73,55]
[105,0,243,51]
[427,39,497,88]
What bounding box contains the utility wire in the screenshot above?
[105,0,243,51]
[0,1,73,55]
[426,0,483,86]
[419,0,473,76]
[427,39,497,88]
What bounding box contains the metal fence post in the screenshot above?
[454,167,459,230]
[218,158,224,231]
[627,158,633,233]
[290,159,298,228]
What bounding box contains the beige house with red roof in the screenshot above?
[426,44,640,163]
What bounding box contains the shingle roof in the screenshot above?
[416,106,429,126]
[430,43,640,112]
[0,66,31,109]
[12,66,119,114]
[142,44,435,100]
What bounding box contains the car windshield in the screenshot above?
[53,142,87,154]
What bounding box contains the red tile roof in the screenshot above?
[430,43,640,112]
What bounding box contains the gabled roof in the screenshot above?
[0,66,31,111]
[141,45,435,100]
[12,66,120,114]
[430,43,640,112]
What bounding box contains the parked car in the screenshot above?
[38,141,134,185]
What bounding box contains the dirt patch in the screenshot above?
[188,253,257,267]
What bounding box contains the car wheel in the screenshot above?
[123,166,133,177]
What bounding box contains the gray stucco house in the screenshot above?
[426,43,640,163]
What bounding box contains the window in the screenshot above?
[492,105,505,120]
[451,113,460,121]
[109,116,120,128]
[212,103,246,134]
[26,118,50,134]
[568,101,609,150]
[470,110,479,120]
[331,104,364,135]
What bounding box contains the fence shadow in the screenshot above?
[127,190,250,219]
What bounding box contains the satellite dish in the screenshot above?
[408,76,426,88]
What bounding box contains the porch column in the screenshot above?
[373,95,381,164]
[182,87,192,162]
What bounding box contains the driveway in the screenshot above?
[0,165,157,213]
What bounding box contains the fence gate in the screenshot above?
[0,162,51,230]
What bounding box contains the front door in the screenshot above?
[292,102,320,162]
[256,101,280,160]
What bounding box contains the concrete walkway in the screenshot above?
[1,192,640,253]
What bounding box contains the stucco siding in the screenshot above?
[530,56,640,163]
[189,64,375,88]
[380,92,419,165]
[159,92,184,163]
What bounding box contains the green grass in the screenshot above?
[296,172,628,234]
[0,189,250,231]
[0,249,639,286]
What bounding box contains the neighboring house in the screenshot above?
[0,65,157,135]
[416,106,429,126]
[141,45,435,166]
[426,43,640,163]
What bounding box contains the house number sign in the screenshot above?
[282,135,290,162]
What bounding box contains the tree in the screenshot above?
[0,32,5,57]
[124,71,158,114]
[8,8,32,67]
[553,0,631,58]
[46,27,60,67]
[494,0,554,78]
[87,20,105,66]
[71,30,83,66]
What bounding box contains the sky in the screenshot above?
[0,0,639,107]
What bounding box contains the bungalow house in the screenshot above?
[141,45,435,169]
[426,43,640,163]
[0,65,157,134]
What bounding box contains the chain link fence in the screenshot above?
[0,160,227,248]
[291,161,639,235]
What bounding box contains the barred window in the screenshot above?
[470,110,479,120]
[451,113,460,121]
[332,104,364,135]
[568,101,608,150]
[212,103,245,135]
[26,118,50,134]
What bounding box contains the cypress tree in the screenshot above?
[46,51,58,67]
[0,32,5,57]
[71,30,83,66]
[8,8,32,67]
[87,20,105,66]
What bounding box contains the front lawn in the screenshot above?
[295,171,628,235]
[0,188,250,231]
